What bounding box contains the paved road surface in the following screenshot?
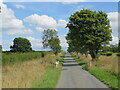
[57,53,109,88]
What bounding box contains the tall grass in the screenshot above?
[2,52,65,88]
[72,53,118,76]
[32,65,62,88]
[72,52,119,89]
[2,51,52,65]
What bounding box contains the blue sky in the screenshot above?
[1,2,119,51]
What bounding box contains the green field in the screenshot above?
[2,51,52,65]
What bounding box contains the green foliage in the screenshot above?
[106,52,113,56]
[109,44,119,53]
[42,29,58,48]
[57,56,64,65]
[0,45,2,52]
[101,45,110,52]
[118,39,120,52]
[89,67,119,89]
[116,53,120,56]
[66,9,112,60]
[2,52,50,65]
[10,37,32,52]
[32,66,62,88]
[41,52,45,58]
[42,29,61,55]
[48,37,61,55]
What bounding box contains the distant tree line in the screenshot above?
[2,29,62,55]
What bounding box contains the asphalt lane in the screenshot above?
[57,53,109,88]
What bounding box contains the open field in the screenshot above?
[72,53,119,89]
[2,51,52,65]
[2,52,65,88]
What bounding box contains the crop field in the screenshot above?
[2,51,52,65]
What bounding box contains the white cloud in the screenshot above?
[57,19,67,28]
[1,3,33,35]
[59,35,68,50]
[35,27,44,32]
[24,14,57,28]
[107,12,118,36]
[26,37,43,49]
[24,14,67,30]
[2,39,13,50]
[14,4,25,9]
[3,0,119,2]
[110,36,119,45]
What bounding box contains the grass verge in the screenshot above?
[31,53,65,88]
[89,67,118,89]
[72,54,119,89]
[32,65,62,88]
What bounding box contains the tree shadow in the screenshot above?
[63,63,80,67]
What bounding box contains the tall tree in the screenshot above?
[0,45,2,52]
[66,9,112,60]
[42,29,58,48]
[10,37,32,52]
[118,39,120,52]
[42,29,61,55]
[48,37,61,55]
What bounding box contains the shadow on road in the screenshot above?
[63,63,80,67]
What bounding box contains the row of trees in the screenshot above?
[8,29,61,55]
[66,9,115,60]
[102,44,120,53]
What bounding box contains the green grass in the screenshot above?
[32,65,62,88]
[89,67,119,89]
[58,56,65,65]
[2,51,52,65]
[72,54,119,89]
[31,54,65,88]
[73,56,88,70]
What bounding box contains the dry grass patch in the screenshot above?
[2,54,59,88]
[73,52,118,76]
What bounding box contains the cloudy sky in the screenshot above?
[1,1,119,51]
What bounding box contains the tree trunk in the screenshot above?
[90,50,97,60]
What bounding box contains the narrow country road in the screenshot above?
[57,53,109,88]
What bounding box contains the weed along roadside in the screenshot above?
[2,52,65,88]
[71,53,119,89]
[32,53,65,88]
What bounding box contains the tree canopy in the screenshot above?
[42,29,61,55]
[48,37,61,55]
[10,37,32,52]
[0,45,2,52]
[66,9,112,60]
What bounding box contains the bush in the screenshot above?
[41,52,45,58]
[106,52,112,56]
[116,53,120,56]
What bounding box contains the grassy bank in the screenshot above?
[32,55,64,88]
[2,51,52,65]
[72,53,119,89]
[89,67,118,89]
[32,65,62,88]
[2,52,65,88]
